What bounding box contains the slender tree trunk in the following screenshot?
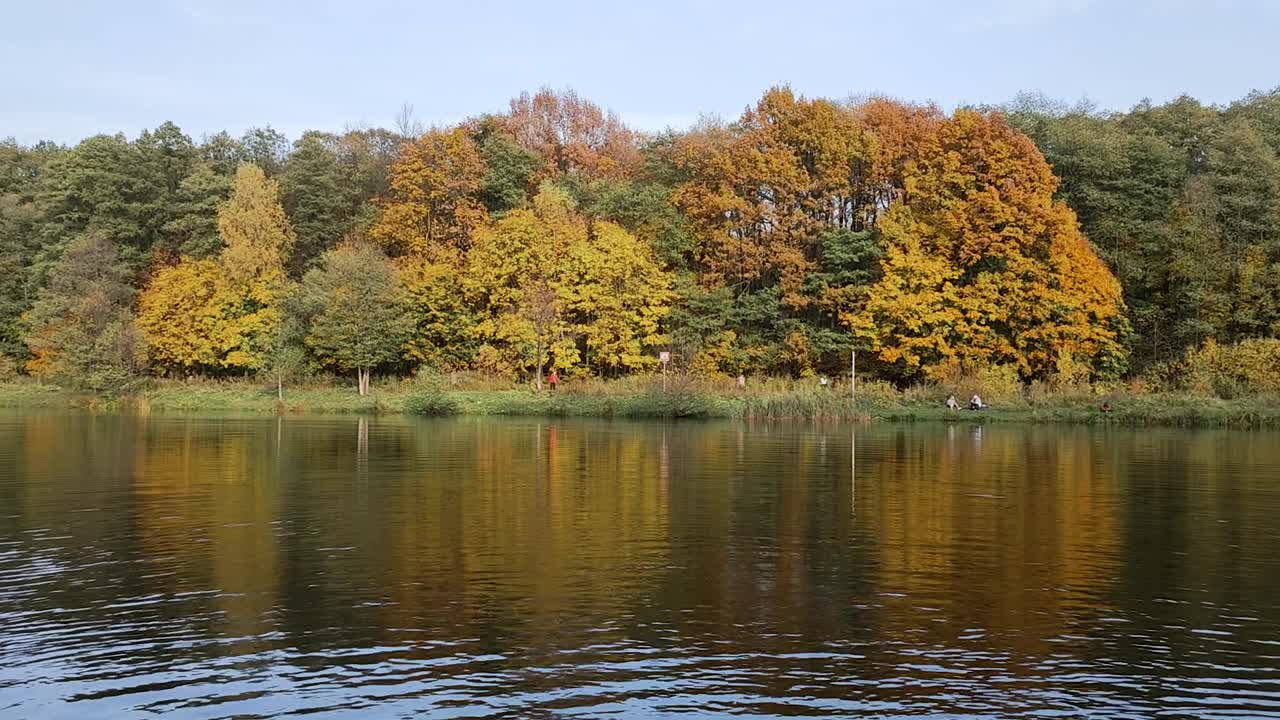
[277,374,283,402]
[534,334,544,392]
[357,368,369,397]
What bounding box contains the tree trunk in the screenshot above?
[277,374,284,402]
[534,336,544,392]
[357,368,370,397]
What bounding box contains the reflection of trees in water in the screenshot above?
[5,415,1280,704]
[129,417,281,646]
[372,418,675,651]
[1118,429,1280,643]
[860,426,1126,657]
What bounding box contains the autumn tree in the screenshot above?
[398,257,476,370]
[137,258,235,372]
[559,221,672,374]
[465,186,672,380]
[22,233,144,392]
[370,127,486,258]
[296,242,413,395]
[671,88,881,372]
[218,164,294,285]
[504,88,641,182]
[674,88,874,295]
[849,110,1128,380]
[465,186,579,379]
[139,164,294,375]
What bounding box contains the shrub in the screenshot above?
[620,390,716,418]
[403,369,459,416]
[1181,339,1280,398]
[0,355,19,381]
[929,362,1023,403]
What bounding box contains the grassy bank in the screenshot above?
[2,376,1278,428]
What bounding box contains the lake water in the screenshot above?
[1,412,1279,718]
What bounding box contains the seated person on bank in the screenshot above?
[969,393,988,410]
[946,394,960,411]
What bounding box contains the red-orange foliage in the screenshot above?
[503,88,641,182]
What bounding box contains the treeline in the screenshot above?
[1,86,1277,394]
[1001,90,1280,372]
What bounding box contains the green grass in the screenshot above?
[857,392,1280,428]
[0,381,82,408]
[1,377,1277,428]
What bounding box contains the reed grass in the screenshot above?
[1,375,1277,428]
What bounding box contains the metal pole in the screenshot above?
[851,350,856,401]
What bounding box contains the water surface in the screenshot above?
[2,413,1279,718]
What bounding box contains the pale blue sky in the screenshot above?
[3,0,1278,145]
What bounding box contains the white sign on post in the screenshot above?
[659,351,670,364]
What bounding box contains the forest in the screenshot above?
[2,86,1278,396]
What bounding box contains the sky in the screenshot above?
[2,0,1278,145]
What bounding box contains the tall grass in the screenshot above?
[2,372,1278,428]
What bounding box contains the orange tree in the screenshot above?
[847,110,1128,380]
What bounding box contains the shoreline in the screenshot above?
[1,381,1278,429]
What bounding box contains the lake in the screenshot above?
[2,412,1279,718]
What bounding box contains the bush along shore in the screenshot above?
[2,374,1278,429]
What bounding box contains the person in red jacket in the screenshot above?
[547,369,559,392]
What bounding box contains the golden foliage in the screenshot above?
[138,259,283,373]
[218,164,295,286]
[141,165,294,373]
[464,186,672,378]
[560,221,673,374]
[848,110,1127,380]
[370,127,486,258]
[672,87,874,303]
[397,256,475,370]
[1181,338,1280,396]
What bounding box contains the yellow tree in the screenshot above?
[463,185,674,381]
[559,221,672,374]
[843,210,967,372]
[219,164,294,285]
[137,258,233,372]
[139,164,296,374]
[370,127,486,258]
[464,186,579,381]
[215,163,294,372]
[397,256,476,370]
[849,110,1127,380]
